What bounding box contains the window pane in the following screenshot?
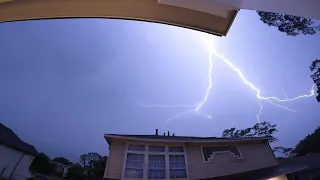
[149,146,165,152]
[126,160,144,169]
[149,155,165,170]
[149,154,165,161]
[125,168,143,178]
[148,169,165,179]
[128,144,145,151]
[127,153,138,160]
[170,169,187,179]
[126,153,144,169]
[169,146,184,152]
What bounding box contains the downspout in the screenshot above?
[9,152,26,180]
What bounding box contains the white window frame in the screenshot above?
[122,144,189,180]
[201,145,243,162]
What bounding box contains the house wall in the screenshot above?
[104,140,278,180]
[186,142,278,179]
[104,142,126,179]
[0,145,34,180]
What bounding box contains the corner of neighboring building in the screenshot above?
[103,135,126,180]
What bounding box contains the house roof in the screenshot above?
[0,0,238,36]
[0,123,38,156]
[104,134,272,145]
[281,153,320,171]
[202,164,306,180]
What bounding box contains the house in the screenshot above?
[0,0,238,36]
[0,123,38,180]
[103,129,305,180]
[283,153,320,180]
[1,0,320,38]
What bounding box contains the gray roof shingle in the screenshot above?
[0,123,38,156]
[282,153,320,171]
[104,134,272,144]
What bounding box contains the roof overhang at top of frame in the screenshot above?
[0,0,238,36]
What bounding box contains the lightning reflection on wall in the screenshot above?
[138,33,315,123]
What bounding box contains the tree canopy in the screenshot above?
[294,126,320,156]
[222,122,320,159]
[257,11,320,36]
[67,152,107,180]
[257,11,320,101]
[29,153,57,175]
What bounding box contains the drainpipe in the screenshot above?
[9,152,26,179]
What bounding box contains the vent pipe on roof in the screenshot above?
[155,129,158,136]
[163,133,166,136]
[167,131,170,136]
[172,133,175,136]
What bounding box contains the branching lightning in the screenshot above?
[138,34,315,123]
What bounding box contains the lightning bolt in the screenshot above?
[138,33,315,123]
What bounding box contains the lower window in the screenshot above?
[148,155,165,179]
[169,155,187,179]
[124,153,144,179]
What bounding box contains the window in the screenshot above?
[128,144,145,151]
[148,155,165,179]
[169,146,184,153]
[124,153,145,178]
[149,146,165,152]
[202,146,241,161]
[124,144,188,179]
[169,155,187,179]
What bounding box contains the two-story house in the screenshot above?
[103,130,306,180]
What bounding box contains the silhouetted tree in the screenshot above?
[52,157,72,166]
[222,121,290,156]
[257,11,320,100]
[294,126,320,156]
[67,164,85,180]
[29,153,56,175]
[80,154,89,167]
[222,121,278,142]
[80,152,107,178]
[257,11,320,36]
[310,60,320,101]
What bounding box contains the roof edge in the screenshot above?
[104,134,272,145]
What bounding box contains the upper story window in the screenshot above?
[149,145,165,152]
[128,144,145,151]
[168,146,184,153]
[202,146,242,161]
[123,144,187,180]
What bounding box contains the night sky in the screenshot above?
[0,10,319,162]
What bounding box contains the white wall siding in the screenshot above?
[0,145,34,180]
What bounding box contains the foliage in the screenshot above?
[294,126,320,156]
[257,11,320,100]
[222,121,292,156]
[222,121,278,142]
[88,156,107,178]
[29,153,57,175]
[257,11,320,36]
[79,153,107,178]
[52,157,72,166]
[273,146,295,157]
[310,60,320,102]
[67,164,85,180]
